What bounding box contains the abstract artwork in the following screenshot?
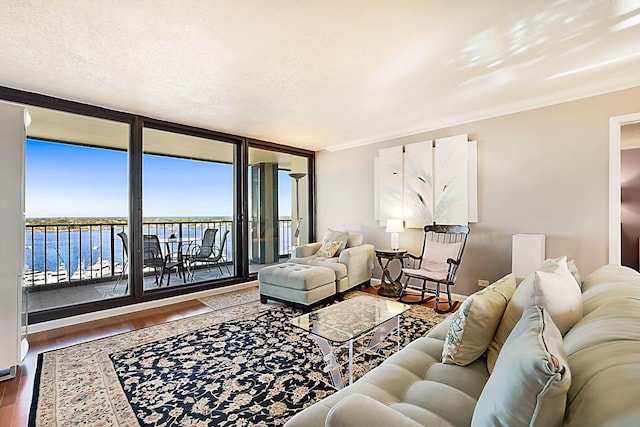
[378,145,403,223]
[377,134,476,228]
[434,135,469,225]
[404,141,433,228]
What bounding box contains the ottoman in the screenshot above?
[258,263,336,309]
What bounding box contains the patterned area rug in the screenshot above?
[30,288,448,426]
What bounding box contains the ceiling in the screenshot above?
[2,1,640,152]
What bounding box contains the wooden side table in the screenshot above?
[376,249,407,298]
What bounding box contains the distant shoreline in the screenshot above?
[26,216,291,230]
[27,216,236,223]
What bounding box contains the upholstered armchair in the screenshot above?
[290,229,374,294]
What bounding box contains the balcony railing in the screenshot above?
[24,218,292,289]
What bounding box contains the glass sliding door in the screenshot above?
[248,147,309,273]
[142,127,236,290]
[24,106,130,312]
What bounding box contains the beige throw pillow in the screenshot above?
[442,273,516,366]
[487,257,582,372]
[421,240,462,274]
[315,239,342,257]
[471,306,571,427]
[323,229,349,256]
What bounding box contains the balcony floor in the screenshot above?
[27,260,286,313]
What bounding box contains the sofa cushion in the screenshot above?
[285,335,489,427]
[324,229,350,255]
[442,273,515,366]
[472,306,571,427]
[487,257,582,372]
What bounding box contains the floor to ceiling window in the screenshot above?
[24,106,130,313]
[1,85,314,323]
[141,127,237,290]
[248,146,310,273]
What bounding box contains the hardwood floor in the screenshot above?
[0,284,457,427]
[0,299,212,427]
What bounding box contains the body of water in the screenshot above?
[24,218,291,283]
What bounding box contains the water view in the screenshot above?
[24,216,291,288]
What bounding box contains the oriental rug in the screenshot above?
[29,288,448,427]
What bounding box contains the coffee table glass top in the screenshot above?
[290,295,410,343]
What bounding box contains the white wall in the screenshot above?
[316,86,640,296]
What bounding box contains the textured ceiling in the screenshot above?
[1,1,640,151]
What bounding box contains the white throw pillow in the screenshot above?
[487,257,582,372]
[421,240,462,274]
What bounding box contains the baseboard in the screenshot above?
[29,280,258,334]
[370,278,468,302]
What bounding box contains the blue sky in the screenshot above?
[26,139,292,218]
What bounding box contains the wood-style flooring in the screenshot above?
[0,284,455,427]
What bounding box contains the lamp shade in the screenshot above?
[385,219,404,233]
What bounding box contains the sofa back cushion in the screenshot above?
[562,264,640,427]
[442,273,515,366]
[346,232,363,248]
[472,306,571,427]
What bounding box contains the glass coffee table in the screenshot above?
[290,295,410,389]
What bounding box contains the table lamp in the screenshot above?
[386,219,404,251]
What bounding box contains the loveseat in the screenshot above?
[285,262,640,427]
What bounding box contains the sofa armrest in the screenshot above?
[338,244,374,287]
[294,242,322,258]
[327,394,423,427]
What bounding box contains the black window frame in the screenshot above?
[0,86,315,324]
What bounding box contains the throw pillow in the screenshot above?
[421,240,462,274]
[471,306,571,427]
[315,239,342,258]
[442,273,516,366]
[323,229,350,255]
[567,259,582,287]
[487,257,582,372]
[346,232,363,248]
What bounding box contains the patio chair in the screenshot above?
[185,228,218,278]
[399,224,469,313]
[188,229,231,278]
[113,231,129,293]
[144,234,185,287]
[210,229,231,276]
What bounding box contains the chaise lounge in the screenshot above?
[259,229,374,308]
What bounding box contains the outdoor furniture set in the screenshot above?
[116,228,230,290]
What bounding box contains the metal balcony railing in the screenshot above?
[24,218,292,289]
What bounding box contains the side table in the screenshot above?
[376,249,407,298]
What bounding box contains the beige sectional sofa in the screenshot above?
[285,262,640,427]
